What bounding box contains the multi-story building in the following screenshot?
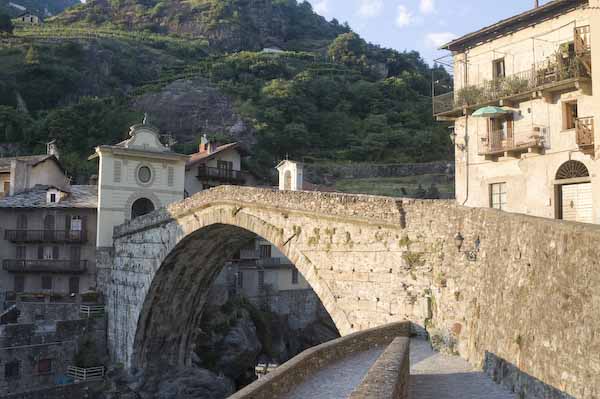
[184,134,255,196]
[0,145,98,295]
[434,0,600,223]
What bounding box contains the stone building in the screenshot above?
[0,145,98,295]
[90,123,188,248]
[434,0,600,223]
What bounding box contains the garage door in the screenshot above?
[561,183,593,223]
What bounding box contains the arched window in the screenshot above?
[131,198,155,220]
[556,160,589,180]
[284,171,292,190]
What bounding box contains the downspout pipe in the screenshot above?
[462,114,470,206]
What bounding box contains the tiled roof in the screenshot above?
[0,185,98,209]
[0,155,56,171]
[187,143,242,168]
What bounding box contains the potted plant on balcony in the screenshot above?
[456,85,485,107]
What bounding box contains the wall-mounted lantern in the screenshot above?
[454,232,480,262]
[449,126,466,151]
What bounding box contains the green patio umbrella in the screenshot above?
[472,106,512,118]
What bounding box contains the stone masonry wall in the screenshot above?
[102,186,600,399]
[0,318,106,396]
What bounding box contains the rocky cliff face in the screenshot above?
[54,0,347,52]
[132,79,256,148]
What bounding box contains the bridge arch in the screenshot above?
[116,201,353,368]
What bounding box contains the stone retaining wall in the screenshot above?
[349,336,410,399]
[2,381,104,399]
[228,321,411,399]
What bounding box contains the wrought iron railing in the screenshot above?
[576,117,594,149]
[4,229,87,243]
[478,125,549,155]
[434,56,587,115]
[197,166,244,182]
[2,259,88,273]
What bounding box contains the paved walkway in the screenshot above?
[281,338,516,399]
[410,338,517,399]
[283,347,385,399]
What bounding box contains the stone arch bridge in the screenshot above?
[99,186,600,398]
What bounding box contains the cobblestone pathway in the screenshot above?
[282,347,385,399]
[410,338,517,399]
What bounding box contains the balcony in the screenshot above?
[4,230,87,243]
[2,259,88,274]
[576,116,594,155]
[478,125,549,157]
[196,167,245,184]
[434,26,592,118]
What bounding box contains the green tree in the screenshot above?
[328,32,368,67]
[24,46,39,65]
[0,13,13,35]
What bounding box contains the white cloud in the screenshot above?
[425,32,458,48]
[420,0,435,15]
[357,0,384,18]
[313,0,330,17]
[395,5,413,28]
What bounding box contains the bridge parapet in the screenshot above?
[229,321,411,399]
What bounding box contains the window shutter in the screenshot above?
[114,160,122,183]
[52,246,59,260]
[168,167,175,187]
[65,215,71,231]
[37,246,44,260]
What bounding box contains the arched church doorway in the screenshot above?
[131,198,155,220]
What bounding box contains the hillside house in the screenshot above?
[434,0,600,223]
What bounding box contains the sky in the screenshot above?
[307,0,553,66]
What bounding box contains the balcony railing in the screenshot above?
[434,56,587,116]
[478,125,549,156]
[4,230,87,243]
[197,167,245,183]
[2,259,88,273]
[576,117,594,153]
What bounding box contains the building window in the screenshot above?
[40,246,58,260]
[3,181,9,196]
[490,183,507,210]
[259,245,271,259]
[237,271,244,289]
[14,275,25,292]
[49,193,57,203]
[563,101,578,130]
[69,277,80,294]
[292,269,299,285]
[37,359,52,374]
[4,361,20,379]
[258,270,265,291]
[41,276,53,290]
[16,214,27,229]
[16,246,26,260]
[493,58,505,79]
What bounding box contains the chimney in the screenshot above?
[46,139,59,159]
[534,0,539,8]
[199,134,210,154]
